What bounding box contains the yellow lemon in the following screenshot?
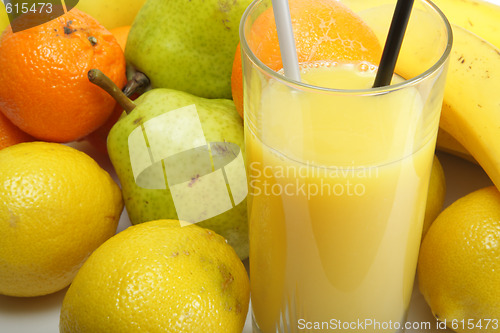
[75,0,147,30]
[418,186,500,333]
[0,3,8,33]
[0,142,123,297]
[60,219,250,333]
[421,155,446,239]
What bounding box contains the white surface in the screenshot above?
[0,141,493,333]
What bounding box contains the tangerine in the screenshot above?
[109,25,131,51]
[231,0,382,117]
[0,9,127,142]
[0,110,33,150]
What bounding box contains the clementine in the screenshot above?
[231,0,383,117]
[0,9,127,142]
[0,110,33,150]
[85,103,124,155]
[231,46,244,119]
[109,25,131,51]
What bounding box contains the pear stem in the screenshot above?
[88,69,136,114]
[123,71,150,97]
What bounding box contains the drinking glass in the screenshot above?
[240,0,452,332]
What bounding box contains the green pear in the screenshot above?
[124,0,253,99]
[88,69,249,259]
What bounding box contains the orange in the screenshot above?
[109,25,131,51]
[0,9,127,143]
[85,103,124,155]
[231,46,245,118]
[0,110,33,150]
[85,25,131,155]
[231,0,382,117]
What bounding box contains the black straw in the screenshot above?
[373,0,415,88]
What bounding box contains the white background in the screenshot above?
[1,0,500,331]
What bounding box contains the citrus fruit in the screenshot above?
[418,186,500,332]
[60,219,250,333]
[85,103,125,155]
[0,142,123,297]
[0,110,33,150]
[75,0,147,30]
[231,47,245,118]
[109,25,131,51]
[422,155,446,239]
[0,8,127,143]
[0,4,8,32]
[231,0,383,116]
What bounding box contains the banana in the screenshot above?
[436,128,476,163]
[357,1,497,167]
[430,0,500,162]
[438,25,500,188]
[430,0,500,49]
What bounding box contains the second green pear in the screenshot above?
[125,0,253,99]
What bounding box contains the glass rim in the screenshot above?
[239,0,453,95]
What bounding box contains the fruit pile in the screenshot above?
[0,0,251,331]
[413,0,500,330]
[0,0,498,332]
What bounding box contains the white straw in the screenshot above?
[271,0,301,81]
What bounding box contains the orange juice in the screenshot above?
[246,62,439,332]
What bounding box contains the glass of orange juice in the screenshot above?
[240,0,452,332]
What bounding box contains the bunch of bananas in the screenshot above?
[432,0,500,188]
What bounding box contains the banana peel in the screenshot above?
[431,0,500,49]
[431,0,500,167]
[436,127,476,164]
[438,25,500,189]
